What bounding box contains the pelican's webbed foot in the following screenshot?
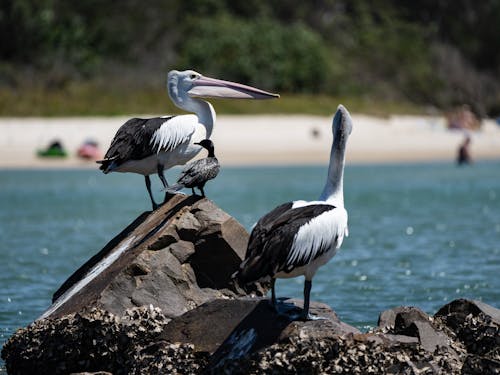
[299,313,327,321]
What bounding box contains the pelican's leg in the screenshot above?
[191,188,196,195]
[267,278,280,314]
[301,279,324,321]
[145,175,159,210]
[199,186,206,197]
[301,279,312,320]
[157,164,169,188]
[271,278,277,308]
[157,164,172,203]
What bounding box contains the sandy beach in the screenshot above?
[0,114,499,168]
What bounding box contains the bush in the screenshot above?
[178,15,331,93]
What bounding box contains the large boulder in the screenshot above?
[39,194,265,321]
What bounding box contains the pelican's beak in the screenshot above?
[188,76,279,99]
[333,104,353,136]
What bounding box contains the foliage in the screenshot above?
[0,0,498,116]
[178,15,330,93]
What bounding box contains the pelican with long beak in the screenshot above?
[234,105,352,320]
[97,70,279,209]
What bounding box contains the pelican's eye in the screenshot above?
[190,73,198,80]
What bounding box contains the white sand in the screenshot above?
[0,114,499,168]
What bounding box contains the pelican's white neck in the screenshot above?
[319,107,351,207]
[182,97,216,138]
[319,142,346,207]
[168,82,216,138]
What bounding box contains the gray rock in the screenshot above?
[461,354,500,375]
[435,298,500,326]
[38,194,266,321]
[410,320,452,353]
[435,298,500,372]
[378,305,430,330]
[377,305,455,353]
[161,297,359,359]
[351,332,419,347]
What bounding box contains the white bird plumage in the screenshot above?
[235,104,353,320]
[150,115,197,154]
[282,206,348,278]
[97,69,278,209]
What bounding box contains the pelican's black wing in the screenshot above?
[237,203,337,283]
[101,117,175,165]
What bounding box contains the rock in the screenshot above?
[436,298,500,326]
[161,298,359,361]
[355,332,419,347]
[461,354,500,375]
[377,305,430,330]
[435,298,500,373]
[1,306,208,375]
[210,331,454,375]
[206,299,360,372]
[38,194,266,321]
[377,305,455,353]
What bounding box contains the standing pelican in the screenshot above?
[167,139,220,197]
[97,70,278,209]
[234,105,352,320]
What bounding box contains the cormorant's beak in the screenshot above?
[188,76,279,99]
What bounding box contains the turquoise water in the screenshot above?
[1,162,499,356]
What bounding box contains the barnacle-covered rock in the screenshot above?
[435,299,500,374]
[1,306,209,375]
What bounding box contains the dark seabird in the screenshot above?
[96,69,278,209]
[234,104,353,320]
[167,139,220,197]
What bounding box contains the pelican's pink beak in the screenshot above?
[188,76,279,99]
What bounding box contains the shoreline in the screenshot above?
[1,114,499,168]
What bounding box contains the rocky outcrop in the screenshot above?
[2,196,499,374]
[1,306,208,375]
[3,298,499,374]
[39,194,266,321]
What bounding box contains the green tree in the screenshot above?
[178,15,330,93]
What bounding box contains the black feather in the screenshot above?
[98,116,174,171]
[237,203,336,283]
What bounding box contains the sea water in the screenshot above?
[1,161,499,361]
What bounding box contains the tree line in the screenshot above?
[1,0,499,116]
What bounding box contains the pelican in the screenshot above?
[167,139,220,197]
[234,105,352,320]
[97,70,278,209]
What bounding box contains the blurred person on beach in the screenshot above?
[37,139,67,158]
[457,135,472,165]
[447,105,480,130]
[77,139,101,160]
